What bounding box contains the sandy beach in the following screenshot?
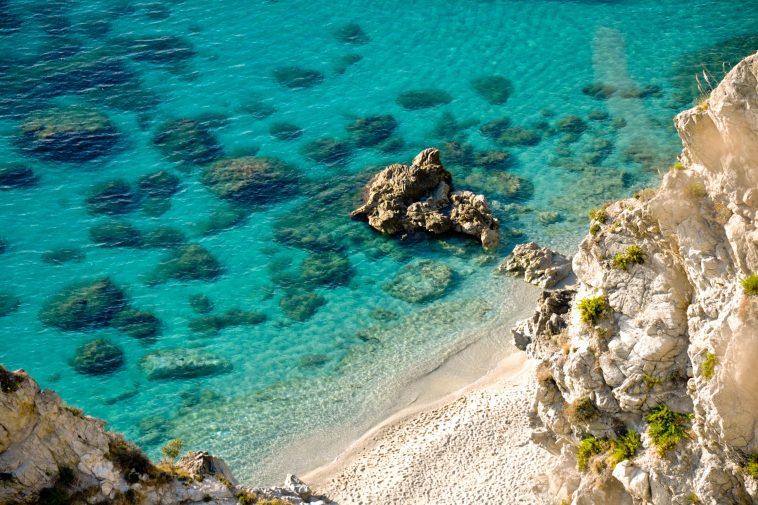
[305,351,552,504]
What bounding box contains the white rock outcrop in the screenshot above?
[518,51,758,504]
[0,366,330,505]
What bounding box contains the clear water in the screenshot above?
[1,0,756,484]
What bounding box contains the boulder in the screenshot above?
[383,259,454,303]
[136,170,181,198]
[39,278,127,330]
[498,242,573,288]
[346,115,397,147]
[0,163,38,189]
[334,23,369,44]
[280,290,326,321]
[152,118,222,166]
[72,338,124,375]
[176,451,238,486]
[396,89,452,110]
[86,179,137,215]
[19,106,119,161]
[149,244,222,283]
[188,309,266,334]
[300,138,352,165]
[111,308,161,339]
[351,148,499,248]
[89,220,143,248]
[300,251,353,287]
[202,156,300,205]
[471,75,513,105]
[140,348,232,380]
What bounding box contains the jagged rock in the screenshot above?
[498,242,573,288]
[351,148,500,249]
[511,289,575,354]
[0,366,325,504]
[519,51,758,505]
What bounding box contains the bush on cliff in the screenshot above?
[577,295,608,325]
[741,273,758,296]
[611,245,645,271]
[646,404,692,456]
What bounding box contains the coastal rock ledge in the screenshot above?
[0,366,332,505]
[351,148,500,249]
[515,51,758,504]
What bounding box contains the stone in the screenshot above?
[582,82,617,100]
[300,138,352,165]
[89,220,143,248]
[0,163,38,189]
[351,148,500,249]
[346,115,397,147]
[152,118,222,166]
[39,278,127,330]
[86,179,137,215]
[556,115,588,135]
[202,156,300,205]
[441,140,476,167]
[280,291,326,321]
[333,53,362,75]
[176,451,238,486]
[498,242,572,288]
[474,150,511,169]
[493,127,541,147]
[188,309,266,334]
[334,23,369,44]
[137,170,181,198]
[300,251,353,288]
[273,66,324,89]
[480,117,512,139]
[111,308,161,339]
[0,292,20,317]
[396,89,452,110]
[471,75,513,105]
[383,259,454,303]
[149,244,222,283]
[140,349,232,379]
[269,121,303,141]
[72,339,124,375]
[19,106,119,161]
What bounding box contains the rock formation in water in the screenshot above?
[514,51,758,504]
[351,148,500,249]
[0,366,331,505]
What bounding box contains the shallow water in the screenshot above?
[1,0,757,484]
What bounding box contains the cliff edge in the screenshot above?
[516,51,758,504]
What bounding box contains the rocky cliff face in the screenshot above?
[0,367,329,505]
[515,51,758,504]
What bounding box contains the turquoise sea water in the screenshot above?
[1,0,757,484]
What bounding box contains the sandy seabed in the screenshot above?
[305,352,552,505]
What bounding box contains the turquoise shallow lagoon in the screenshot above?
[1,0,757,484]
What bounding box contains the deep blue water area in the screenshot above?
[1,0,757,483]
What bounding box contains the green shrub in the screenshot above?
[646,404,692,456]
[578,296,609,325]
[588,207,607,223]
[577,436,608,472]
[590,223,601,235]
[566,396,598,423]
[741,274,758,296]
[701,352,717,380]
[689,493,701,503]
[0,366,22,393]
[671,162,685,171]
[161,438,183,461]
[642,373,664,387]
[610,430,642,465]
[611,245,645,271]
[746,454,758,477]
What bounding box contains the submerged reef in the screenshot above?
[152,118,222,166]
[202,156,300,206]
[39,278,127,331]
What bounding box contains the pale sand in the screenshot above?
[304,351,551,505]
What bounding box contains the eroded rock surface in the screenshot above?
[498,242,572,288]
[518,51,758,505]
[351,148,500,248]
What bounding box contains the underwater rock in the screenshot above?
[474,150,511,170]
[279,291,326,321]
[72,338,124,375]
[269,121,303,141]
[112,308,161,339]
[493,127,541,147]
[0,163,38,189]
[153,118,222,166]
[479,117,512,139]
[587,110,609,121]
[300,138,352,165]
[301,251,353,288]
[299,353,330,368]
[333,53,362,75]
[442,141,476,167]
[396,89,452,110]
[461,170,532,200]
[41,247,85,265]
[0,292,20,317]
[582,82,617,100]
[334,22,370,44]
[0,237,6,254]
[241,100,277,120]
[619,84,663,99]
[19,106,119,161]
[89,220,143,248]
[383,259,454,303]
[370,307,399,321]
[431,111,477,140]
[194,205,248,236]
[583,137,614,165]
[202,156,300,205]
[556,115,588,135]
[149,244,222,283]
[470,75,513,105]
[189,293,214,314]
[537,211,561,224]
[39,278,127,330]
[351,148,500,248]
[346,115,397,147]
[140,348,232,380]
[86,179,138,215]
[188,309,266,334]
[115,35,195,64]
[142,226,186,249]
[137,170,181,198]
[273,66,325,89]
